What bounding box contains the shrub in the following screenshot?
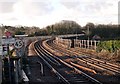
[97,40,120,53]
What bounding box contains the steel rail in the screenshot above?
[81,58,120,74]
[36,43,61,66]
[42,40,103,84]
[48,39,120,75]
[90,58,120,68]
[70,47,120,69]
[77,58,116,75]
[34,42,70,84]
[38,43,61,66]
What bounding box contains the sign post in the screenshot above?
[14,39,24,49]
[3,29,12,84]
[14,35,30,82]
[0,28,2,84]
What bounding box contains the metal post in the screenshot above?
[84,40,86,48]
[80,40,81,48]
[87,40,89,49]
[76,33,77,48]
[81,40,83,48]
[87,26,90,49]
[7,43,12,84]
[91,40,92,49]
[87,26,90,41]
[15,60,18,84]
[94,40,96,50]
[0,28,2,84]
[40,63,43,76]
[37,62,44,76]
[17,51,23,81]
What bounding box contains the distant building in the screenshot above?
[92,35,101,40]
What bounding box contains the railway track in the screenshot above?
[28,56,62,83]
[45,39,120,75]
[27,42,62,83]
[33,40,102,84]
[78,57,120,74]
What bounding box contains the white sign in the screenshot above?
[0,46,2,55]
[2,38,15,44]
[14,39,24,49]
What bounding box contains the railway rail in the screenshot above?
[33,40,102,84]
[27,56,61,83]
[45,39,120,75]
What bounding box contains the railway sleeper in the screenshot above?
[37,41,102,84]
[37,44,61,66]
[50,40,120,75]
[40,44,61,66]
[83,59,119,74]
[34,43,70,84]
[77,58,116,75]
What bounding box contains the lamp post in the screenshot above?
[75,28,78,47]
[87,26,90,48]
[87,26,90,40]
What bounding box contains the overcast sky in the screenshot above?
[0,0,119,28]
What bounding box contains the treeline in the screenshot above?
[0,20,120,40]
[90,24,120,40]
[0,25,40,37]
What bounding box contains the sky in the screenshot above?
[0,0,119,28]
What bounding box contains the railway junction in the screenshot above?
[1,36,120,84]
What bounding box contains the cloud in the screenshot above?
[60,0,116,15]
[13,0,53,18]
[60,0,80,9]
[8,17,18,20]
[0,2,15,13]
[0,0,119,27]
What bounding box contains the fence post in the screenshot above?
[83,40,84,48]
[91,40,93,49]
[82,40,83,48]
[84,40,86,48]
[83,40,85,48]
[87,40,89,49]
[79,40,81,48]
[80,40,82,48]
[94,40,96,50]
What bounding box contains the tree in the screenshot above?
[46,20,82,35]
[85,22,95,29]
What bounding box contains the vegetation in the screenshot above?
[90,25,120,40]
[97,40,120,53]
[0,21,119,40]
[1,21,120,57]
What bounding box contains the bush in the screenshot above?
[97,40,120,53]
